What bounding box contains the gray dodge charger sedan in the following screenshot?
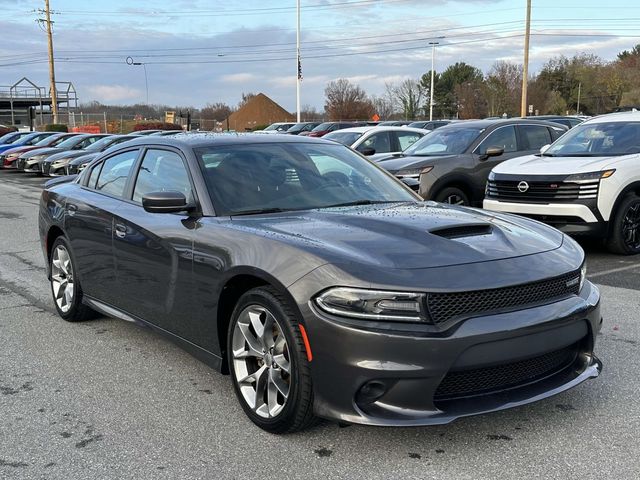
[39,133,602,433]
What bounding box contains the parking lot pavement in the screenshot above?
[1,169,639,480]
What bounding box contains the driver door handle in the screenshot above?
[115,223,127,238]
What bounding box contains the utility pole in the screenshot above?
[43,0,58,124]
[520,0,532,117]
[296,0,301,122]
[576,82,582,115]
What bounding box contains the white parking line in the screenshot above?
[589,263,640,278]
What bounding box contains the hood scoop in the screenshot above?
[430,223,493,239]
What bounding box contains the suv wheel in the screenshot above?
[607,193,640,255]
[434,187,469,206]
[228,286,316,433]
[49,236,96,321]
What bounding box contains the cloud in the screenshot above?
[220,73,256,83]
[86,85,143,102]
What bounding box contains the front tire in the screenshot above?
[49,236,96,321]
[227,286,316,433]
[607,194,640,255]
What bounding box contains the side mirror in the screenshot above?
[540,144,551,155]
[142,191,190,214]
[485,146,504,157]
[360,147,376,156]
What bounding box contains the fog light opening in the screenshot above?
[356,380,388,405]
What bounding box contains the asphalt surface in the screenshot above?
[0,169,639,480]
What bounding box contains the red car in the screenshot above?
[1,133,78,169]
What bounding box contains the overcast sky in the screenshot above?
[1,0,638,112]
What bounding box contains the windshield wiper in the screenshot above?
[230,207,290,216]
[321,200,397,208]
[540,152,556,157]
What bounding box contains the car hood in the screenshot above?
[377,154,459,172]
[21,147,63,159]
[45,150,87,163]
[492,153,629,175]
[2,145,40,156]
[226,202,563,269]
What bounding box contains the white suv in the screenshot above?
[484,112,640,254]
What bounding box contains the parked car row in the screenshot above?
[0,129,183,176]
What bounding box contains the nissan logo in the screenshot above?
[517,181,529,193]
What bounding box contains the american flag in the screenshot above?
[297,53,303,81]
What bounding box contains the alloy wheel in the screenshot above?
[231,305,291,419]
[51,245,75,313]
[622,201,640,250]
[445,194,466,205]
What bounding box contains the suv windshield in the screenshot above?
[196,143,416,215]
[404,127,482,156]
[545,121,640,156]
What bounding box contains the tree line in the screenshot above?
[325,44,640,120]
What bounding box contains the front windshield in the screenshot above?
[323,131,362,146]
[195,142,416,215]
[545,121,640,156]
[85,136,115,152]
[24,133,53,145]
[35,135,62,146]
[403,127,482,156]
[55,135,85,149]
[311,122,333,132]
[0,132,21,143]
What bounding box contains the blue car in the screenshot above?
[0,132,57,154]
[0,131,33,145]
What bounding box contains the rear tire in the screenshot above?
[606,193,640,255]
[227,286,316,433]
[434,187,470,206]
[49,236,96,321]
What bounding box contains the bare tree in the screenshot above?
[391,79,425,120]
[299,104,324,121]
[237,92,257,109]
[485,61,522,117]
[370,94,395,120]
[324,78,374,120]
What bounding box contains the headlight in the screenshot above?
[580,262,587,291]
[29,154,45,161]
[396,166,433,179]
[314,287,427,322]
[565,170,615,183]
[488,170,496,181]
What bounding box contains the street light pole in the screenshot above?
[126,56,149,104]
[428,38,444,121]
[296,0,301,122]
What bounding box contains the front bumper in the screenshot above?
[483,199,607,237]
[22,157,43,173]
[295,279,601,426]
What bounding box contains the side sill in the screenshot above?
[83,295,224,372]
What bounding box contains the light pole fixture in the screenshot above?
[126,56,149,105]
[428,37,444,121]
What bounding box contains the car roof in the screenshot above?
[584,111,640,124]
[111,132,334,149]
[326,126,428,134]
[438,118,567,129]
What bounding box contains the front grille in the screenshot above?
[434,342,580,400]
[486,179,599,203]
[427,270,581,325]
[42,163,51,175]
